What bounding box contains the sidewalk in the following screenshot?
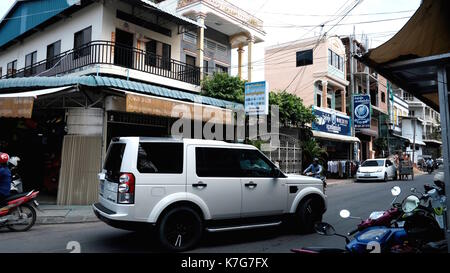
[36,204,98,225]
[326,178,355,186]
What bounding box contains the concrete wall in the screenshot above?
[265,36,347,109]
[0,2,104,76]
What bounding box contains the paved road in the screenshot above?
[0,174,434,253]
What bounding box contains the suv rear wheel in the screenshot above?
[157,206,203,252]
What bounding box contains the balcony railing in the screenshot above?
[1,41,200,85]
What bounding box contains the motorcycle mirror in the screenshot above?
[391,186,401,196]
[402,195,420,213]
[339,209,351,219]
[314,222,336,236]
[410,187,417,193]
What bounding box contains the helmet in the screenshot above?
[0,153,9,164]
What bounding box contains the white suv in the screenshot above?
[93,137,327,251]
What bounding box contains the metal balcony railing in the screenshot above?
[1,40,200,85]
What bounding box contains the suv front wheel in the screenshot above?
[157,206,203,252]
[295,197,323,233]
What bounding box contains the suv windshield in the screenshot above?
[362,160,384,167]
[104,143,126,182]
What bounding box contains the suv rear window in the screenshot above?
[104,143,126,182]
[137,142,183,173]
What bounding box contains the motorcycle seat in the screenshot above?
[4,192,29,202]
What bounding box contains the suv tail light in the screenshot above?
[118,173,135,204]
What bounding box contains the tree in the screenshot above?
[201,73,245,103]
[302,139,328,168]
[269,90,316,127]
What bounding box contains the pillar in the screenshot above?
[341,89,346,113]
[237,46,244,80]
[196,13,206,80]
[321,80,328,108]
[247,35,254,82]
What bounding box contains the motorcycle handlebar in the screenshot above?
[348,228,359,236]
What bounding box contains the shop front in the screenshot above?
[311,107,360,178]
[0,76,239,205]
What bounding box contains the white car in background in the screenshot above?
[356,159,397,182]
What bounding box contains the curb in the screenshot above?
[35,206,99,225]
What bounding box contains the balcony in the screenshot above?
[2,41,200,85]
[177,0,263,32]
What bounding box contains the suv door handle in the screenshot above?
[245,181,257,189]
[192,182,207,189]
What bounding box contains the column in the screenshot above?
[237,45,244,80]
[247,35,254,82]
[321,80,328,108]
[341,89,346,113]
[196,13,206,80]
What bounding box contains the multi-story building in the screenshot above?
[0,0,264,205]
[402,92,442,158]
[265,35,360,165]
[341,36,389,161]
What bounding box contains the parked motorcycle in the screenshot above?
[292,185,447,253]
[8,156,23,194]
[0,190,40,231]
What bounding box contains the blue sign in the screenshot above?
[312,107,351,136]
[353,95,371,129]
[245,81,269,115]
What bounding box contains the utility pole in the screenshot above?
[412,117,416,169]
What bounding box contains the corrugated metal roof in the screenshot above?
[0,75,242,109]
[0,0,75,48]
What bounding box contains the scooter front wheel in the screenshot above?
[7,204,36,232]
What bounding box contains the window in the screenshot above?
[46,40,61,69]
[410,110,415,117]
[327,97,332,109]
[328,49,344,71]
[25,51,37,76]
[196,147,241,177]
[7,60,17,77]
[145,40,157,66]
[296,49,313,67]
[185,55,196,67]
[316,93,322,107]
[137,143,183,173]
[381,92,386,103]
[73,26,92,59]
[203,60,209,75]
[215,64,228,74]
[104,143,126,182]
[238,149,274,177]
[0,67,2,77]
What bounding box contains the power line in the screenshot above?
[262,16,411,28]
[245,9,415,17]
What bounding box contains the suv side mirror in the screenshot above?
[272,168,282,178]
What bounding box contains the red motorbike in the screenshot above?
[0,190,40,231]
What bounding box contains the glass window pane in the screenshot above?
[137,143,183,173]
[196,147,241,177]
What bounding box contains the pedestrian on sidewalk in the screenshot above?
[0,153,12,205]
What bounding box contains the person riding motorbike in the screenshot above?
[0,153,12,205]
[303,158,323,179]
[426,158,434,173]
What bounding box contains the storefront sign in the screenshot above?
[0,97,34,118]
[353,94,371,129]
[245,81,269,115]
[125,94,233,124]
[312,107,351,136]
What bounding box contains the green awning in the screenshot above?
[0,75,242,109]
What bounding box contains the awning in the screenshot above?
[356,128,378,138]
[140,0,204,28]
[0,75,242,110]
[0,86,72,98]
[423,139,442,145]
[357,0,450,112]
[0,86,74,118]
[312,130,360,143]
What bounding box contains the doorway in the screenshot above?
[114,29,134,68]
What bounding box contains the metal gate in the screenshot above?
[261,133,302,174]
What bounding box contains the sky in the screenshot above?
[0,0,422,81]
